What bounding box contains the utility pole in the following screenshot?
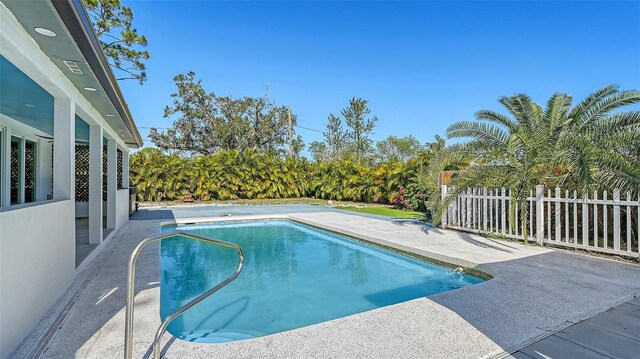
[288,106,292,157]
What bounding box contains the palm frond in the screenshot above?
[544,92,573,133]
[446,121,510,146]
[578,90,640,128]
[567,84,619,121]
[474,110,518,133]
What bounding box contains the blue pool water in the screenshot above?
[160,220,483,343]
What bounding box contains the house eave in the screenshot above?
[50,0,143,148]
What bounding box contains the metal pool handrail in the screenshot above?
[124,230,244,359]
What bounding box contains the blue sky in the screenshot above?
[118,1,640,153]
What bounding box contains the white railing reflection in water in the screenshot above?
[442,185,639,258]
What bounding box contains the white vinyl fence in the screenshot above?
[441,185,640,258]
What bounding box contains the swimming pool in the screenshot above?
[160,220,483,343]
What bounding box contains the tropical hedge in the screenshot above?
[130,148,435,208]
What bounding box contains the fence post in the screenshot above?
[501,187,507,235]
[582,190,589,246]
[467,187,476,229]
[536,185,544,245]
[441,185,448,228]
[529,190,533,239]
[593,190,598,248]
[555,187,561,242]
[483,187,488,231]
[464,188,473,228]
[613,189,620,251]
[626,192,631,252]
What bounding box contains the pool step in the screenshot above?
[179,328,265,343]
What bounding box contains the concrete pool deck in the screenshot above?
[12,205,640,358]
[509,296,640,358]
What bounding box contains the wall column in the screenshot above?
[122,148,130,188]
[38,140,53,201]
[89,126,103,244]
[106,138,117,229]
[53,97,75,201]
[0,128,10,206]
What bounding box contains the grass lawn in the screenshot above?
[138,198,425,220]
[335,206,425,219]
[139,197,377,208]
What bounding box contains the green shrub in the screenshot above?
[130,148,426,208]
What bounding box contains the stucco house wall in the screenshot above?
[0,1,140,357]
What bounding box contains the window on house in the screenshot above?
[0,129,3,204]
[7,135,39,206]
[75,144,90,202]
[10,136,21,205]
[24,139,37,203]
[117,148,123,189]
[103,144,107,201]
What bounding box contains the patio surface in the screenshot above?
[509,296,640,358]
[75,217,114,267]
[12,205,640,359]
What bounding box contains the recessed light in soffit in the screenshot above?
[34,27,56,37]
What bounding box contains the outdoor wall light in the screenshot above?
[84,87,97,92]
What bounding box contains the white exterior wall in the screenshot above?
[75,201,89,217]
[0,3,135,357]
[38,140,53,201]
[0,200,76,357]
[75,202,108,218]
[53,97,75,201]
[106,139,117,229]
[116,188,130,228]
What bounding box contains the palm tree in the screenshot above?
[434,85,640,244]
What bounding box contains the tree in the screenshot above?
[84,0,150,84]
[434,85,640,243]
[149,71,303,156]
[310,99,377,162]
[425,135,446,155]
[309,141,328,162]
[308,114,346,162]
[244,98,291,152]
[342,98,378,162]
[375,135,423,163]
[291,134,305,160]
[325,114,346,160]
[404,135,449,213]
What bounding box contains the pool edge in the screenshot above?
[160,215,495,281]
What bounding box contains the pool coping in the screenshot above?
[15,209,640,359]
[161,216,495,281]
[153,213,640,357]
